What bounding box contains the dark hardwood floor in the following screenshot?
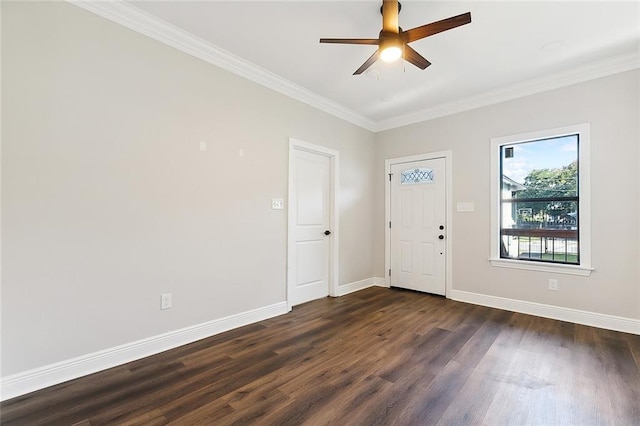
[2,287,639,425]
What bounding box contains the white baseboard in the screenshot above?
[373,277,388,287]
[449,289,640,335]
[0,301,289,401]
[336,277,387,296]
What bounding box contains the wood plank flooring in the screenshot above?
[2,287,639,425]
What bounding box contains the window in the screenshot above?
[490,124,592,276]
[400,167,434,184]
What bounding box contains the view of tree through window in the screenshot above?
[500,135,579,264]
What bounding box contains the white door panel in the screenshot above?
[422,243,434,276]
[422,190,435,227]
[291,149,331,306]
[296,241,326,285]
[390,158,446,295]
[400,241,412,273]
[297,160,325,225]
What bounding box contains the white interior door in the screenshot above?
[290,148,331,306]
[390,158,446,295]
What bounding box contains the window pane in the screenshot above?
[500,134,579,264]
[502,135,578,197]
[501,235,579,264]
[400,167,434,185]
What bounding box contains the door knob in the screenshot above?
[439,225,445,230]
[324,230,331,235]
[439,235,444,240]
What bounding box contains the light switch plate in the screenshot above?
[272,198,284,210]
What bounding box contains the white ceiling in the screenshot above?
[106,1,639,131]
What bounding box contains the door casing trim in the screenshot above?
[385,151,453,297]
[287,138,340,311]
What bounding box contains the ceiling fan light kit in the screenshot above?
[379,37,402,62]
[320,0,471,75]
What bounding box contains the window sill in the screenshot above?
[489,258,593,276]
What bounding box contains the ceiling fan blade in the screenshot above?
[403,12,471,43]
[403,45,431,70]
[353,50,380,75]
[382,0,399,34]
[319,38,379,45]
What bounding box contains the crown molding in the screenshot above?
[375,52,640,132]
[68,1,638,134]
[67,1,377,132]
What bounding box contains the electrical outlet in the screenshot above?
[161,293,172,310]
[548,279,558,291]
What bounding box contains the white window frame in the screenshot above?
[489,123,593,276]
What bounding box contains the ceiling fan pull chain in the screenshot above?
[403,44,406,73]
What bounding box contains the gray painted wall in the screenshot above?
[375,69,640,320]
[1,2,375,376]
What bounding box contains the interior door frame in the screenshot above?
[385,151,453,296]
[287,138,339,311]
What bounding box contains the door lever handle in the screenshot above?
[324,230,331,236]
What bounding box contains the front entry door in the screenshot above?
[290,148,331,306]
[390,158,446,295]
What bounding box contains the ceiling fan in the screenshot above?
[320,0,471,75]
